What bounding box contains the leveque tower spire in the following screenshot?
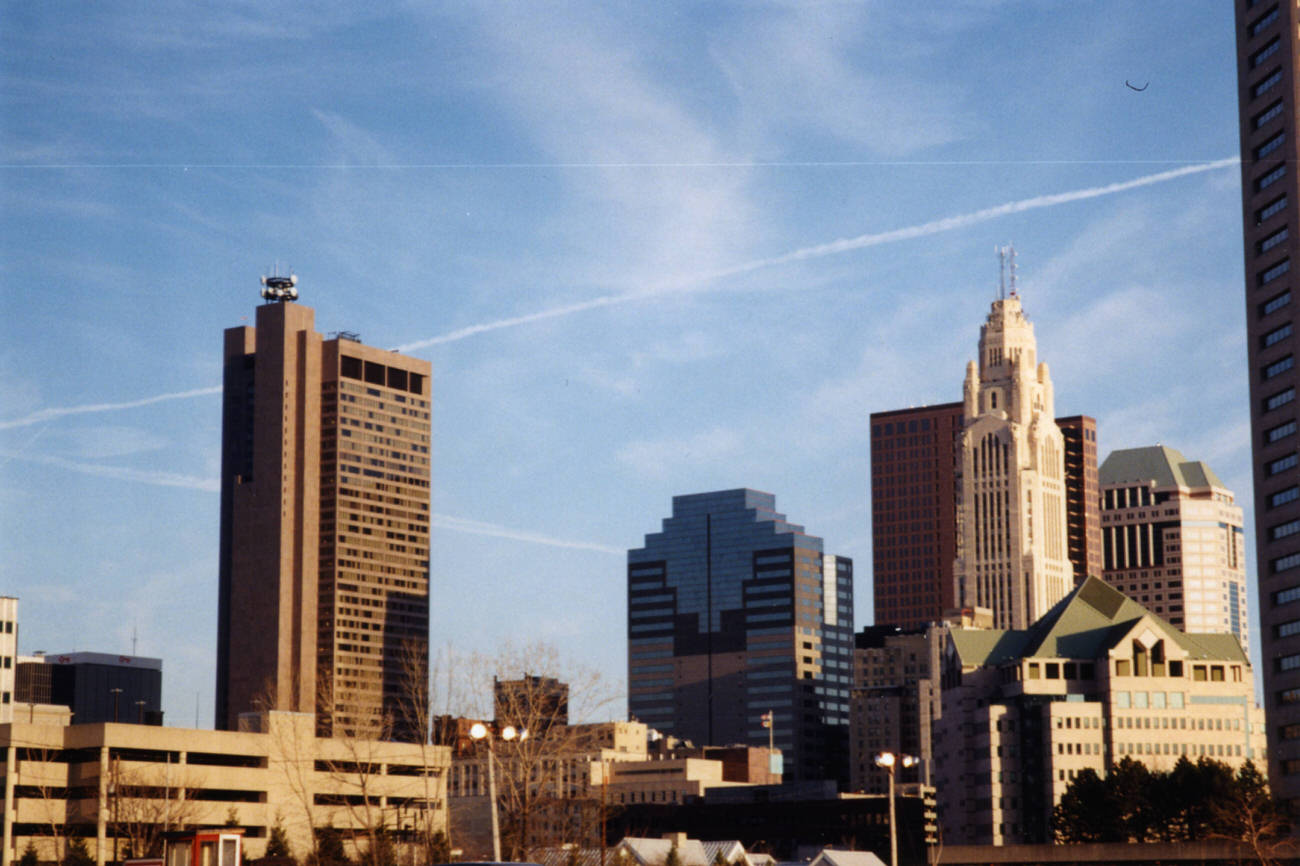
[952,259,1072,629]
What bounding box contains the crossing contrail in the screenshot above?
[2,158,1238,421]
[0,386,223,431]
[396,156,1237,352]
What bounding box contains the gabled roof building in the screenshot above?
[1099,445,1248,645]
[933,577,1265,846]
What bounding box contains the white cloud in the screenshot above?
[712,4,971,156]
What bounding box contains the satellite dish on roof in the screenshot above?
[260,269,299,302]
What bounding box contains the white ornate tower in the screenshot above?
[953,273,1072,629]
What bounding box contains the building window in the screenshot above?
[1279,654,1300,672]
[1280,687,1300,704]
[1270,453,1299,476]
[1261,227,1291,256]
[1268,420,1297,442]
[1254,69,1284,100]
[1264,291,1293,317]
[1253,38,1281,68]
[1251,5,1280,37]
[1265,356,1295,380]
[1272,518,1300,540]
[1279,619,1300,638]
[1260,258,1291,285]
[1255,100,1285,129]
[1266,387,1296,412]
[1272,486,1300,508]
[1258,164,1288,191]
[1259,195,1289,223]
[1275,553,1300,574]
[1265,323,1294,348]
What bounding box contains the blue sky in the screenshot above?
[1,2,1249,726]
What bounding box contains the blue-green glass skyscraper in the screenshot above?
[627,489,854,784]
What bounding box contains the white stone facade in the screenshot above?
[954,295,1072,629]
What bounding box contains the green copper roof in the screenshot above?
[949,576,1247,666]
[1099,445,1224,490]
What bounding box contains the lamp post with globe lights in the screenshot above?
[469,722,526,861]
[875,751,917,866]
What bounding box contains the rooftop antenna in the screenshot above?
[131,624,138,656]
[997,245,1008,300]
[260,262,299,303]
[997,244,1018,299]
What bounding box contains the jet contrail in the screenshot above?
[432,513,624,555]
[0,386,223,431]
[397,157,1238,352]
[1,445,622,551]
[0,451,221,491]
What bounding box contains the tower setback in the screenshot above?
[216,287,431,740]
[627,489,854,784]
[953,294,1073,629]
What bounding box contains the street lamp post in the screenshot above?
[110,688,123,723]
[875,751,918,866]
[469,722,524,862]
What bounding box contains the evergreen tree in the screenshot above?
[18,841,37,866]
[265,819,293,861]
[312,827,350,866]
[63,838,94,866]
[1052,768,1117,842]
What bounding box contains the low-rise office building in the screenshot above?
[934,577,1264,846]
[0,710,449,866]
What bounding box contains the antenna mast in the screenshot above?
[997,244,1018,299]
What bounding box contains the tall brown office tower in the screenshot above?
[216,277,431,740]
[869,403,963,629]
[1235,0,1300,809]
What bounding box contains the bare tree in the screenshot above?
[109,760,202,858]
[17,743,68,865]
[447,641,619,860]
[315,674,400,866]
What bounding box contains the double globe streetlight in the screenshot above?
[469,722,527,862]
[875,751,918,866]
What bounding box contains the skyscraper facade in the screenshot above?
[627,489,854,783]
[1234,0,1300,808]
[216,286,431,739]
[1057,415,1102,583]
[869,403,963,630]
[1099,446,1248,646]
[953,294,1073,629]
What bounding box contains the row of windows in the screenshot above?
[1258,163,1287,191]
[1259,193,1288,224]
[1265,322,1293,347]
[1252,37,1281,69]
[1266,387,1294,413]
[1269,419,1297,443]
[1251,4,1280,36]
[1117,741,1243,758]
[1260,258,1291,286]
[1255,69,1284,101]
[1273,486,1300,508]
[1256,99,1285,129]
[1270,453,1299,476]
